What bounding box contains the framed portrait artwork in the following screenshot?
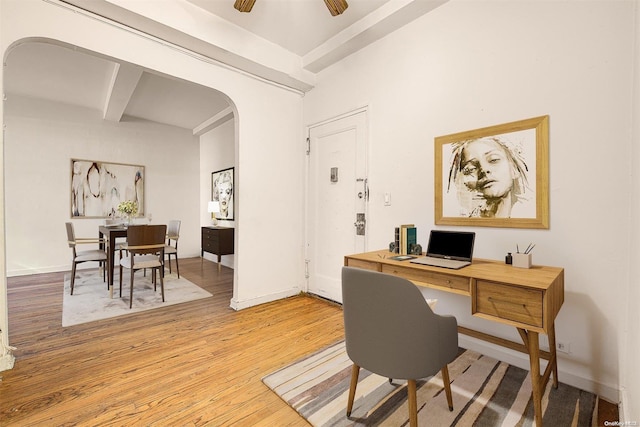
[435,115,549,229]
[211,167,234,221]
[71,159,144,218]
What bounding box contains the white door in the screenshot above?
[306,110,368,303]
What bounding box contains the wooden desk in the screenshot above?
[344,249,564,427]
[98,225,127,297]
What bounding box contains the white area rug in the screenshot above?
[62,270,213,327]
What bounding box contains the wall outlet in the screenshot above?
[556,341,571,354]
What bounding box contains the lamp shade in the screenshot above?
[208,201,220,214]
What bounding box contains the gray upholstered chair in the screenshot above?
[164,220,181,278]
[119,225,167,308]
[341,266,459,427]
[65,222,107,295]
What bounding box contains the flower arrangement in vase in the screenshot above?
[117,200,138,226]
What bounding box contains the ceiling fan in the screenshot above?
[234,0,349,16]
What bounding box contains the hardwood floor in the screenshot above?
[1,258,344,426]
[1,258,619,426]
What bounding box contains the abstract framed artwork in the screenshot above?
[212,167,234,221]
[435,115,549,229]
[71,159,144,218]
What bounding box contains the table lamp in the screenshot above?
[208,201,220,226]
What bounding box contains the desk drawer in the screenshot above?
[345,258,381,271]
[381,264,469,293]
[474,280,543,328]
[202,240,218,252]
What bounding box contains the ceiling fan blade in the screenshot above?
[324,0,349,16]
[234,0,256,13]
[233,0,347,16]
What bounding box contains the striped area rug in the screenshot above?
[262,341,598,426]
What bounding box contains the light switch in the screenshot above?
[384,192,391,206]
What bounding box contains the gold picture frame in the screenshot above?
[435,115,549,229]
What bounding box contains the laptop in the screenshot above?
[410,230,476,269]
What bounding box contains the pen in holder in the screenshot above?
[512,253,532,269]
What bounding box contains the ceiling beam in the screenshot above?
[304,0,448,73]
[61,0,314,93]
[193,107,234,136]
[103,62,143,122]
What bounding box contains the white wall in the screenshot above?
[200,118,235,268]
[3,95,200,275]
[623,0,640,422]
[0,0,305,367]
[304,0,634,403]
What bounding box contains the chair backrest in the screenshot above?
[126,225,167,255]
[341,266,458,380]
[65,222,76,248]
[167,220,181,239]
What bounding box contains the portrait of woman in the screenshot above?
[435,116,548,229]
[445,131,535,219]
[212,168,234,220]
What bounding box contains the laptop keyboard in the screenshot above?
[410,256,470,269]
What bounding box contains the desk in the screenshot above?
[98,225,127,297]
[344,249,564,427]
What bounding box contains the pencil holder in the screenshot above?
[512,253,532,269]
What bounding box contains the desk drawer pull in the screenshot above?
[488,296,526,308]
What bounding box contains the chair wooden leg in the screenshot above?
[70,262,77,295]
[346,364,360,416]
[174,255,180,278]
[119,265,123,297]
[442,365,453,411]
[408,379,418,427]
[129,267,135,308]
[159,267,165,302]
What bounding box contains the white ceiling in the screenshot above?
[184,0,393,56]
[3,0,446,132]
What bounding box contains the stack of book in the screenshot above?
[394,224,417,255]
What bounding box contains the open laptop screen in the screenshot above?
[426,230,475,261]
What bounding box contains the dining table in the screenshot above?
[98,225,128,298]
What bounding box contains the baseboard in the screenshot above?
[619,388,630,423]
[0,352,15,372]
[8,265,67,277]
[459,335,620,403]
[230,288,300,310]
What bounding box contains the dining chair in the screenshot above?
[341,266,459,426]
[164,220,181,278]
[65,222,107,295]
[118,224,167,308]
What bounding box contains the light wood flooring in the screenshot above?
[1,258,618,426]
[1,258,344,425]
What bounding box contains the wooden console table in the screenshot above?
[344,249,564,427]
[201,226,234,266]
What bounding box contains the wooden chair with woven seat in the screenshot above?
[164,220,181,278]
[118,224,167,308]
[65,222,107,295]
[341,266,459,426]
